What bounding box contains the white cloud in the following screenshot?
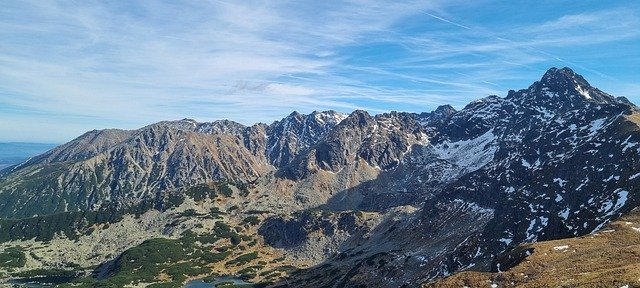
[0,1,637,142]
[264,84,315,96]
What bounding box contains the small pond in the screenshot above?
[184,276,253,287]
[6,275,78,287]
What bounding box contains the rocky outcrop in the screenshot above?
[281,110,428,179]
[267,110,347,167]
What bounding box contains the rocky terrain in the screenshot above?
[0,67,639,287]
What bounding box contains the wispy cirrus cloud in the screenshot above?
[0,0,638,142]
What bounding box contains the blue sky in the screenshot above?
[1,0,639,143]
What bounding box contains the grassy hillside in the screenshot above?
[426,208,640,288]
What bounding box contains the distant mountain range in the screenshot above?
[0,67,639,287]
[0,142,57,170]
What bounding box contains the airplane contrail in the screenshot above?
[424,12,472,30]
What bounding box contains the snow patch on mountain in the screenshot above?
[558,208,570,220]
[432,129,498,174]
[314,111,348,125]
[588,118,607,137]
[574,82,592,99]
[452,199,495,216]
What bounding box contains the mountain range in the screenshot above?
[0,67,639,287]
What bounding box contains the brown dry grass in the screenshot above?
[624,112,640,126]
[426,209,640,288]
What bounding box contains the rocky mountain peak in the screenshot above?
[538,67,602,100]
[286,110,304,120]
[310,110,348,125]
[342,110,374,128]
[266,110,346,167]
[157,118,199,131]
[539,67,586,87]
[507,67,618,108]
[415,105,457,138]
[433,104,457,115]
[196,120,246,135]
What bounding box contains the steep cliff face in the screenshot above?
[267,110,347,167]
[281,110,429,179]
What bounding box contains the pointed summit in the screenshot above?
[434,104,457,115]
[539,67,592,95]
[541,67,580,80]
[343,110,374,128]
[507,67,618,106]
[286,111,304,119]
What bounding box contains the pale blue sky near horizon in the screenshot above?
[1,0,639,143]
